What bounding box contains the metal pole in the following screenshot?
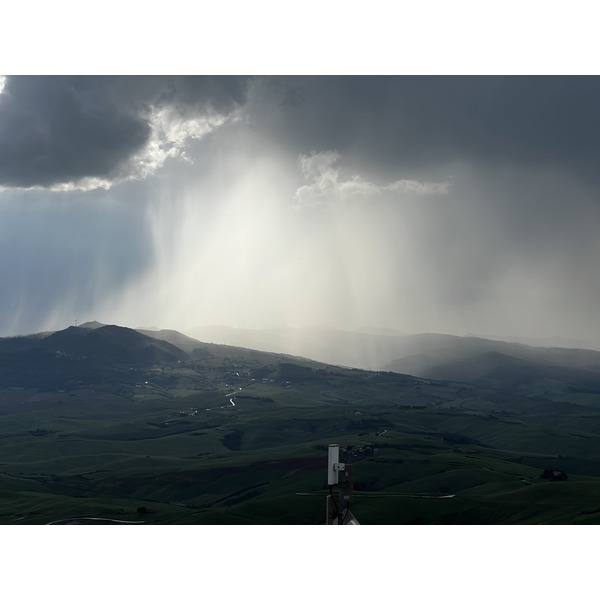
[326,444,360,524]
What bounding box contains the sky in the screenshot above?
[2,74,600,342]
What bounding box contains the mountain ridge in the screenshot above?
[5,322,600,398]
[185,325,600,374]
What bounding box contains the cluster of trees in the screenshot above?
[541,468,568,481]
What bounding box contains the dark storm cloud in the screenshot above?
[8,75,594,192]
[251,76,600,180]
[0,77,149,188]
[0,76,249,190]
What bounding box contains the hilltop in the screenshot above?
[0,324,188,390]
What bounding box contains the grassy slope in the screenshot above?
[2,328,600,524]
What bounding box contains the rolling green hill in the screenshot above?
[2,323,600,524]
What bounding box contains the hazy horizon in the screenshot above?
[2,76,600,344]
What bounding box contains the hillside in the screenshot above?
[46,324,189,364]
[187,326,600,396]
[0,324,189,390]
[2,323,600,524]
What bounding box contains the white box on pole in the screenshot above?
[328,444,340,485]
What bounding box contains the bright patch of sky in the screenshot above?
[294,150,450,209]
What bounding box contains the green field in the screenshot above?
[2,325,600,524]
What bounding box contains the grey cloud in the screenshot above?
[0,77,149,189]
[249,76,600,183]
[0,76,249,190]
[293,149,449,208]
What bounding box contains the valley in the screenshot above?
[2,323,600,524]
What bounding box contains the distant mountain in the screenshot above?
[185,325,413,370]
[185,326,600,394]
[137,328,209,356]
[187,326,600,368]
[139,327,324,366]
[0,323,335,392]
[382,333,600,383]
[0,324,189,389]
[6,321,600,400]
[40,324,189,364]
[474,333,600,351]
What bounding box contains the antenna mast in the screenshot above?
[326,444,359,524]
